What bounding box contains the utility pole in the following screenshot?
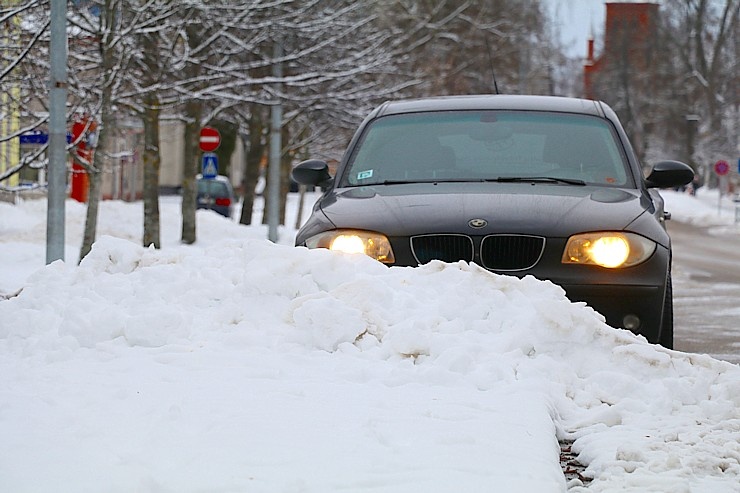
[46,0,67,264]
[267,40,282,243]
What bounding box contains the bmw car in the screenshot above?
[291,95,694,348]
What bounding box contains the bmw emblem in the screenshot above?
[468,218,487,228]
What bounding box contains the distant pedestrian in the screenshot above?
[688,175,702,196]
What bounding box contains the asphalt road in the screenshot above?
[667,219,740,365]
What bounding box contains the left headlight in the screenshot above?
[305,229,395,264]
[562,232,656,268]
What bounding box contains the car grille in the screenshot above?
[410,234,544,271]
[411,234,474,264]
[480,235,544,271]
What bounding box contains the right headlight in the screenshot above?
[305,229,395,264]
[562,232,656,268]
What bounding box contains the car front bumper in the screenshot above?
[387,235,670,344]
[559,284,665,343]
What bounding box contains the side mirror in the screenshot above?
[291,159,334,187]
[645,160,694,189]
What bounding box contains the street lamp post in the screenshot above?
[46,0,68,264]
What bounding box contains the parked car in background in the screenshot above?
[291,95,694,348]
[197,175,235,218]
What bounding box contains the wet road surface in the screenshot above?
[667,220,740,365]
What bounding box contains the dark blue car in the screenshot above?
[197,175,235,218]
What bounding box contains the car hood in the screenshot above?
[317,183,653,238]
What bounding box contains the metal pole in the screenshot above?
[718,176,723,216]
[267,41,282,243]
[46,0,67,264]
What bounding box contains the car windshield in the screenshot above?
[341,111,632,187]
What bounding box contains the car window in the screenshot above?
[198,180,230,197]
[341,111,632,187]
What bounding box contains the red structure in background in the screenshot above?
[70,114,97,203]
[584,3,659,99]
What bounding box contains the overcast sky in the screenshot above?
[544,0,606,57]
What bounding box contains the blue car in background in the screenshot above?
[197,175,235,218]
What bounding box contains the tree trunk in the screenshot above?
[279,125,291,224]
[239,106,265,225]
[79,0,116,263]
[142,95,161,249]
[213,120,238,178]
[180,22,204,244]
[181,101,201,244]
[79,169,101,262]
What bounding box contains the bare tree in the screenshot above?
[669,0,739,171]
[0,0,55,188]
[116,1,188,249]
[67,0,136,260]
[237,103,267,226]
[12,0,735,257]
[584,0,738,173]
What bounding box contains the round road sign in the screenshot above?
[199,127,221,152]
[714,160,729,176]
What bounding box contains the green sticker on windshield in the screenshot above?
[357,170,373,180]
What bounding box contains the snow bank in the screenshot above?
[2,230,738,492]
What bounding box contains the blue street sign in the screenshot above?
[18,132,73,144]
[201,153,218,179]
[19,131,48,145]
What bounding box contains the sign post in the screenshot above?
[714,160,730,216]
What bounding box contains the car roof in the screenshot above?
[373,94,606,118]
[197,174,232,184]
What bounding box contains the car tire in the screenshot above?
[659,275,674,349]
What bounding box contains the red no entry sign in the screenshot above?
[714,160,729,176]
[199,127,221,152]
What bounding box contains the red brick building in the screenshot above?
[584,3,660,100]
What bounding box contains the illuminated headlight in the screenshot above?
[305,230,395,263]
[562,232,656,268]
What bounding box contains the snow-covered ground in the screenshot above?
[1,188,739,492]
[661,187,740,232]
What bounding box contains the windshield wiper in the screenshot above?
[368,177,586,186]
[490,176,587,186]
[380,178,486,185]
